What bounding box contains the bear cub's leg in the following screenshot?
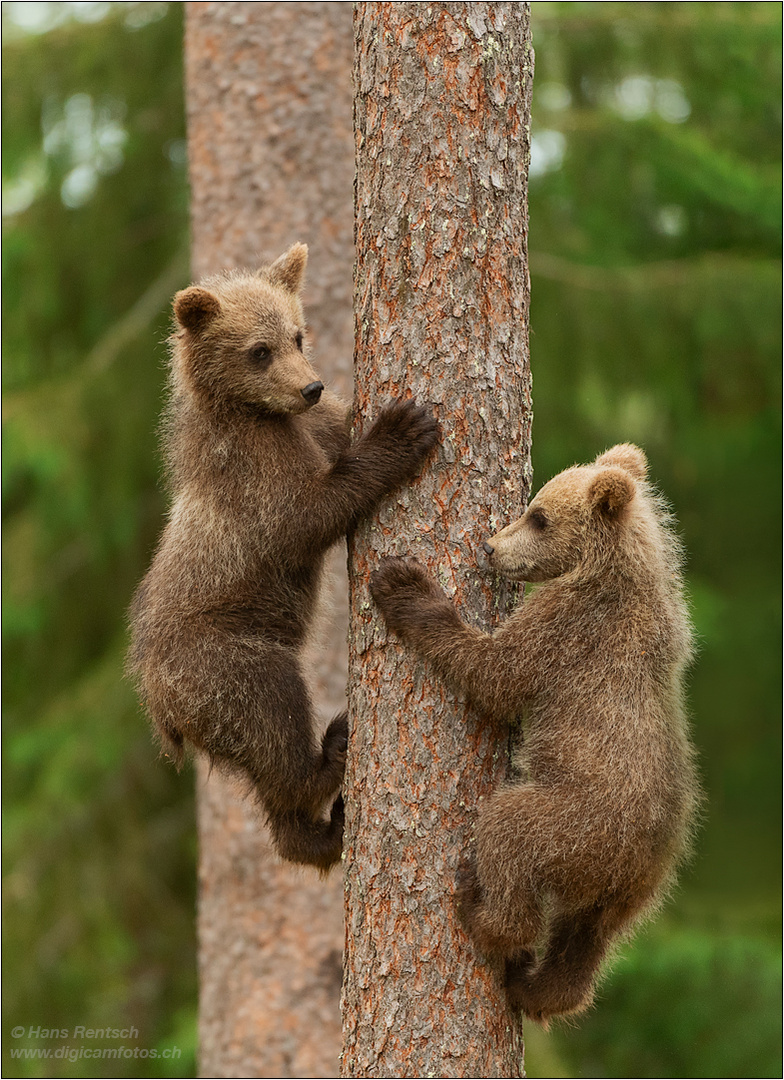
[310,710,348,810]
[455,854,542,962]
[192,639,348,870]
[504,905,615,1023]
[255,695,347,870]
[268,792,345,875]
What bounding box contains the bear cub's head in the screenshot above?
[484,444,648,582]
[172,243,324,415]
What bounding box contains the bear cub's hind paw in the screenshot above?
[322,711,348,766]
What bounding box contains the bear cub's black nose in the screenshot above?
[301,381,324,405]
[482,541,495,556]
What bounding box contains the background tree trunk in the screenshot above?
[343,4,534,1077]
[184,4,353,1076]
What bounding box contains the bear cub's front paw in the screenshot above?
[370,556,431,606]
[370,557,445,637]
[369,399,441,477]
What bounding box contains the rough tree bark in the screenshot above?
[343,4,534,1077]
[183,4,353,1076]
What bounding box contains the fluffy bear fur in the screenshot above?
[370,444,699,1021]
[128,244,439,871]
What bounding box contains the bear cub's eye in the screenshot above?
[249,343,272,368]
[295,331,304,352]
[529,508,548,531]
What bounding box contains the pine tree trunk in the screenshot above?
[184,4,353,1076]
[342,5,534,1077]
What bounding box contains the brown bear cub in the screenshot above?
[128,244,439,871]
[370,444,699,1022]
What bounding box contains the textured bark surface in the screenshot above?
[343,4,534,1077]
[184,4,353,1076]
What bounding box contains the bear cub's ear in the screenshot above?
[589,466,636,520]
[173,287,221,333]
[264,243,308,295]
[594,443,648,481]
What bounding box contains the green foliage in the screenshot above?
[2,4,194,1077]
[526,3,782,1076]
[529,926,782,1079]
[576,927,782,1078]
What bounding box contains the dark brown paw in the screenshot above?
[330,792,345,829]
[322,711,348,766]
[504,952,537,999]
[368,399,441,477]
[505,955,593,1026]
[370,557,445,638]
[371,555,434,602]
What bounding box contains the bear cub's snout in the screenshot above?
[301,380,324,406]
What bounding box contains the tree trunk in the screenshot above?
[343,4,534,1077]
[184,4,353,1076]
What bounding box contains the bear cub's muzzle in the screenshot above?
[300,381,324,406]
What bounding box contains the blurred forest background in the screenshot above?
[2,3,780,1078]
